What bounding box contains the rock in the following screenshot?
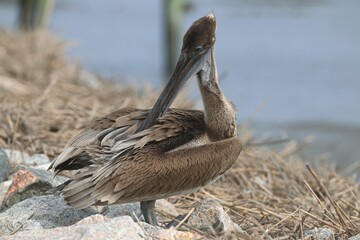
[102,199,178,224]
[75,214,108,225]
[0,180,12,205]
[349,234,360,240]
[33,163,52,170]
[24,154,50,166]
[21,219,44,231]
[5,215,145,240]
[139,222,201,239]
[304,227,334,240]
[1,165,68,210]
[156,199,179,216]
[0,148,11,182]
[0,195,98,236]
[187,198,244,238]
[3,149,28,166]
[102,202,142,219]
[154,199,180,224]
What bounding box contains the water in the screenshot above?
[1,0,359,170]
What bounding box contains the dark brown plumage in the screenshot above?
[49,13,242,226]
[182,13,216,53]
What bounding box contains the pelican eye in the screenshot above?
[195,45,203,52]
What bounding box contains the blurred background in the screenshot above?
[0,0,359,170]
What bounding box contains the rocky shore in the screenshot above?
[0,148,358,239]
[0,147,247,239]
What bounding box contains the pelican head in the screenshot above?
[139,13,217,131]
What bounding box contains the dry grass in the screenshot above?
[0,30,359,239]
[0,30,192,158]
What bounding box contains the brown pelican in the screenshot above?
[49,13,242,226]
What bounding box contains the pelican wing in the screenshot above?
[49,107,148,173]
[50,108,209,208]
[49,107,205,182]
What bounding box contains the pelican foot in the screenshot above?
[165,214,185,229]
[141,200,158,226]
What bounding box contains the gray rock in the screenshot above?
[1,165,68,210]
[155,199,179,217]
[33,163,52,170]
[102,202,141,219]
[348,234,360,240]
[102,199,178,224]
[3,149,28,166]
[187,198,244,238]
[0,148,11,182]
[21,219,44,231]
[24,154,50,166]
[0,195,98,236]
[5,215,145,240]
[304,227,334,240]
[153,199,180,224]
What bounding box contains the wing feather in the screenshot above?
[50,108,206,208]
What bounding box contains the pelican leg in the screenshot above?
[165,214,185,229]
[141,200,158,226]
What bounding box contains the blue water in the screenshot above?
[1,0,359,169]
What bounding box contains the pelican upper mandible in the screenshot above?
[49,13,242,226]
